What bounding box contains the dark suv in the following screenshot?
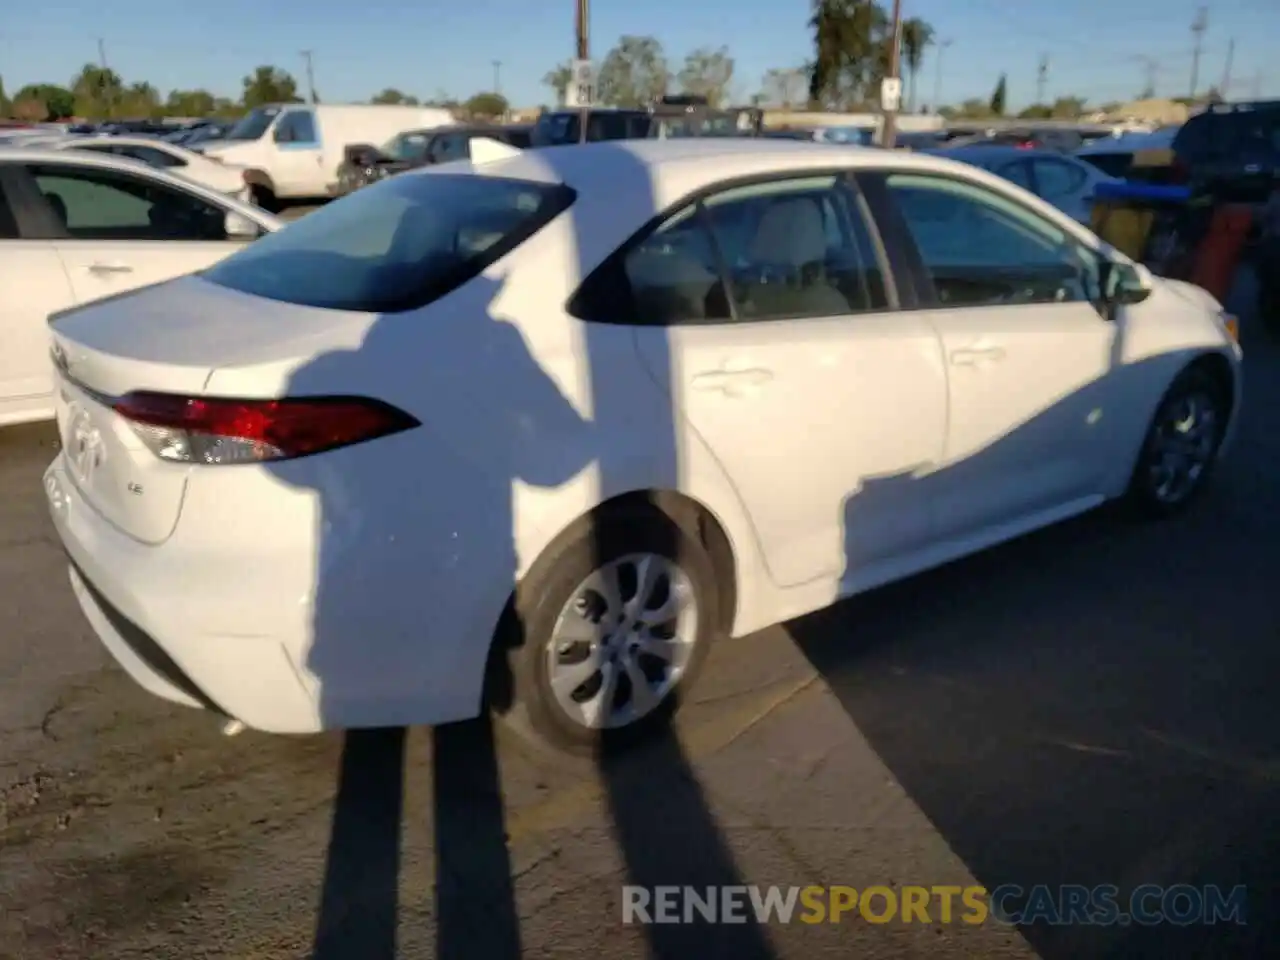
[1171,100,1280,202]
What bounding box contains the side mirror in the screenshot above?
[224,211,261,239]
[1102,259,1152,307]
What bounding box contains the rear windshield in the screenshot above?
[203,173,575,312]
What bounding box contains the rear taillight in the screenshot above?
[1016,140,1036,150]
[112,392,419,465]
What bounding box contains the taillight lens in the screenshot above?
[112,392,419,465]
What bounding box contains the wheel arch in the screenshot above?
[485,488,739,715]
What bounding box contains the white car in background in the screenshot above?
[40,135,252,200]
[0,147,280,428]
[43,139,1240,754]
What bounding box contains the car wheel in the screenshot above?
[495,504,719,756]
[1126,365,1228,517]
[251,185,279,214]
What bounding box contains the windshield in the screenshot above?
[223,107,280,142]
[203,172,576,312]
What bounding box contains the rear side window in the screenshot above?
[592,175,887,326]
[203,173,575,312]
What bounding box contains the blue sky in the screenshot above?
[2,0,1277,109]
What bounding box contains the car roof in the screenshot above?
[930,145,1071,162]
[422,137,1027,206]
[54,135,183,150]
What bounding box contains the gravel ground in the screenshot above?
[0,272,1274,959]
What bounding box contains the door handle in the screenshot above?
[87,261,133,275]
[692,367,774,397]
[950,345,1006,367]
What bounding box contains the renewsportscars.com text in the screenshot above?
[622,884,1248,927]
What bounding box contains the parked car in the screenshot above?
[1169,100,1280,202]
[334,125,533,195]
[1075,127,1180,180]
[46,135,253,200]
[42,139,1240,753]
[0,147,280,428]
[200,103,457,210]
[929,145,1118,222]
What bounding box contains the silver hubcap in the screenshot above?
[546,553,698,730]
[1147,389,1219,504]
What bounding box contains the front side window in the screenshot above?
[29,164,230,241]
[383,131,430,161]
[274,111,317,145]
[886,172,1098,308]
[202,173,575,312]
[620,175,886,325]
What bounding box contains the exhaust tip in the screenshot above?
[220,719,246,737]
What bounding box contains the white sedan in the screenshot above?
[0,147,281,428]
[43,139,1241,753]
[39,135,253,200]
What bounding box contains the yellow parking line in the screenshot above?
[503,674,821,845]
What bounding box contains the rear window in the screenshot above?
[202,173,575,312]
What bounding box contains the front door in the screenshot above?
[877,170,1118,542]
[270,109,324,197]
[625,174,948,589]
[22,160,257,304]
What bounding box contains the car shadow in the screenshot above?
[787,331,1268,957]
[281,141,771,958]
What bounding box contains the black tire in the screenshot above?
[1126,364,1229,518]
[492,504,719,756]
[251,185,280,214]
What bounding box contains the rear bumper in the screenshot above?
[46,458,322,732]
[43,452,495,734]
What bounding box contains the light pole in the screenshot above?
[575,0,589,142]
[879,0,904,147]
[492,60,502,96]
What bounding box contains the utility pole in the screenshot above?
[492,60,502,96]
[879,0,904,148]
[300,49,317,104]
[575,0,589,141]
[1220,37,1234,98]
[931,38,953,114]
[1134,55,1159,98]
[1189,6,1208,99]
[1036,54,1049,105]
[97,37,113,119]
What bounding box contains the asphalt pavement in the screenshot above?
[0,273,1276,959]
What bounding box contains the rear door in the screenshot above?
[0,165,76,425]
[610,173,947,588]
[16,160,260,303]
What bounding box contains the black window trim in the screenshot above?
[12,160,230,243]
[567,168,902,327]
[856,167,1107,315]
